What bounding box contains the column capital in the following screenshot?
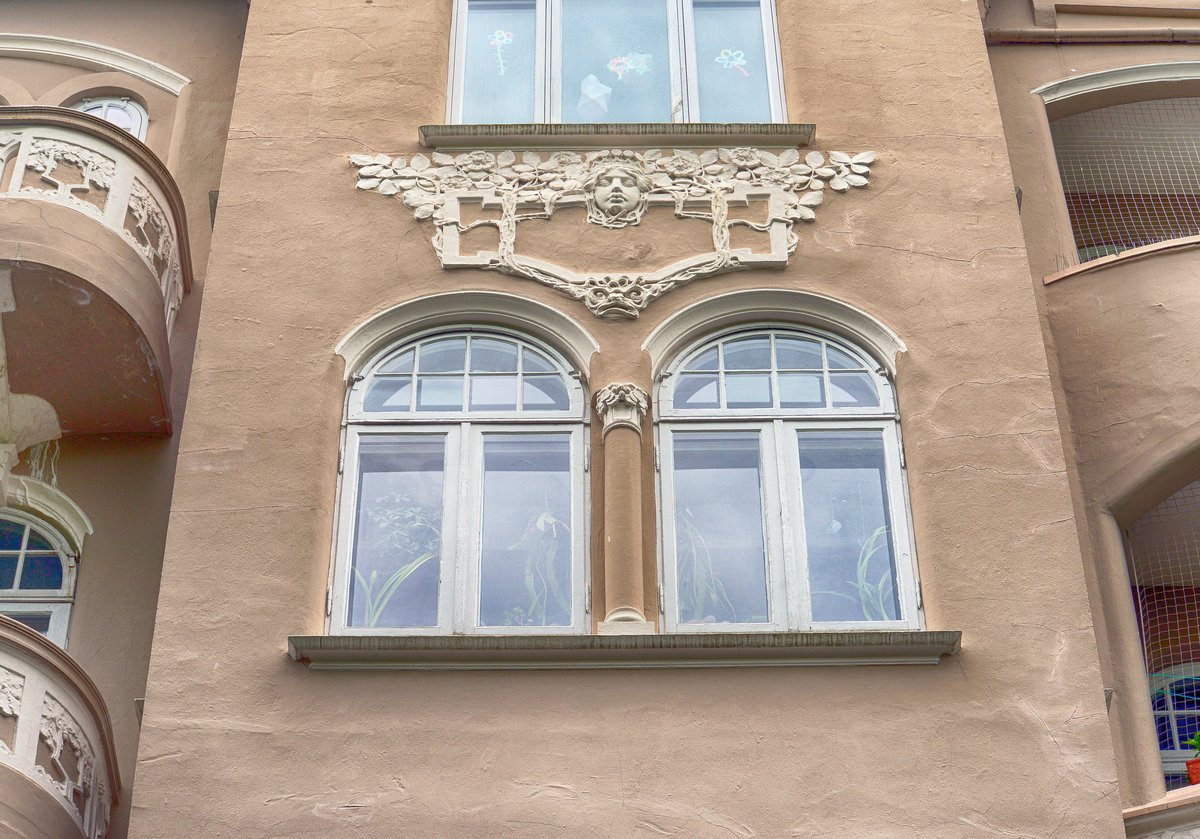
[593,383,649,436]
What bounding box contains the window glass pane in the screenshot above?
[827,345,865,370]
[693,0,773,122]
[419,338,467,373]
[364,378,413,412]
[470,337,519,372]
[19,555,62,590]
[0,520,24,551]
[349,437,445,628]
[522,375,569,410]
[776,337,822,370]
[461,0,538,123]
[672,432,770,624]
[25,530,52,551]
[799,431,901,622]
[1172,678,1200,710]
[379,349,414,374]
[674,373,719,410]
[560,0,672,123]
[522,348,558,373]
[0,556,15,589]
[830,371,880,408]
[778,372,824,408]
[3,612,51,635]
[1177,714,1200,749]
[685,347,719,371]
[470,375,518,411]
[723,336,770,370]
[416,376,465,411]
[478,434,573,627]
[725,372,771,408]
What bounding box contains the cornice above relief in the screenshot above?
[350,143,878,318]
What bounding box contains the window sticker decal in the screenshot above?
[716,48,750,77]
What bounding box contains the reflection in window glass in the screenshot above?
[348,436,445,628]
[798,431,899,622]
[479,435,573,627]
[693,0,772,122]
[462,0,538,122]
[561,0,673,122]
[672,432,770,625]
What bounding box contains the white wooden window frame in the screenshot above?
[1150,664,1200,775]
[447,0,786,124]
[332,329,589,636]
[0,509,78,648]
[70,96,149,141]
[655,327,921,634]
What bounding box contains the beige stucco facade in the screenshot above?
[1,0,1199,836]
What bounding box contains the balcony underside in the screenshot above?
[0,762,86,839]
[0,200,171,435]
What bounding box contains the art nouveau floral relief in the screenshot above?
[350,146,877,317]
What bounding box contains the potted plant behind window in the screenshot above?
[1185,732,1200,785]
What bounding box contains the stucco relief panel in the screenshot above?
[350,146,877,317]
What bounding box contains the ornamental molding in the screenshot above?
[350,145,877,318]
[594,383,649,435]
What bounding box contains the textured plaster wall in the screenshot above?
[987,38,1200,808]
[128,0,1122,836]
[0,3,248,837]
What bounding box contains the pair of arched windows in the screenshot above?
[331,325,918,635]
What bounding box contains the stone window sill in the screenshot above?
[418,123,816,149]
[287,630,961,671]
[1124,786,1200,836]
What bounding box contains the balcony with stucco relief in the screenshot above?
[0,616,119,839]
[0,106,192,435]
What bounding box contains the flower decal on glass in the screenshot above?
[489,29,514,75]
[715,48,750,77]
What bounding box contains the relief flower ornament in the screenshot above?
[351,145,876,223]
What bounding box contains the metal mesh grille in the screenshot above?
[1051,98,1200,263]
[1127,479,1200,784]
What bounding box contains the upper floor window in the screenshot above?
[333,330,589,634]
[450,0,784,124]
[71,96,148,141]
[1051,97,1200,263]
[657,328,919,632]
[0,511,76,647]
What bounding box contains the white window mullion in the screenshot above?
[677,0,701,122]
[775,419,807,631]
[570,425,589,632]
[535,0,550,121]
[547,0,563,122]
[759,422,789,631]
[657,426,682,633]
[761,0,787,121]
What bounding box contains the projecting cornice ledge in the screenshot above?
[419,122,816,149]
[288,630,961,671]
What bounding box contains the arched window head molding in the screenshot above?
[1,476,91,557]
[642,288,906,379]
[1034,62,1200,116]
[336,291,600,383]
[0,34,190,96]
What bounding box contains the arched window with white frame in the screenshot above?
[0,509,78,646]
[70,96,148,140]
[657,326,919,632]
[333,328,589,634]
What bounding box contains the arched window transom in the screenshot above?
[70,96,148,141]
[0,510,75,646]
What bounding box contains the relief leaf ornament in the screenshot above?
[350,145,877,318]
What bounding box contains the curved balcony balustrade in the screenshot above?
[0,107,193,434]
[0,616,119,839]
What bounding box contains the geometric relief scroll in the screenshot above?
[351,145,877,318]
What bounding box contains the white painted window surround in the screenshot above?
[332,329,589,636]
[656,326,921,633]
[448,0,786,123]
[0,33,190,95]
